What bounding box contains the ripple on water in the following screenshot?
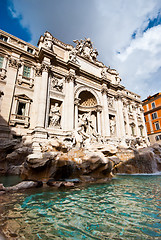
[0,175,161,239]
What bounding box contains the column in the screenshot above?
[74,98,79,129]
[0,55,8,80]
[116,94,126,138]
[96,106,102,135]
[17,62,23,84]
[29,67,34,88]
[123,101,131,137]
[133,104,140,137]
[63,70,75,131]
[101,84,110,137]
[2,56,8,69]
[36,63,49,128]
[140,107,149,139]
[30,66,42,129]
[1,57,20,124]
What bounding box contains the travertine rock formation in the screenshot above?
[113,144,161,174]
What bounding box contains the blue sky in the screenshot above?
[1,0,161,100]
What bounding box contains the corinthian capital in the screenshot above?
[65,73,76,83]
[8,58,21,69]
[101,84,108,95]
[42,63,50,72]
[74,97,80,105]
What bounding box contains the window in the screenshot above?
[139,127,143,136]
[27,47,33,54]
[152,112,157,119]
[131,125,135,136]
[154,122,160,130]
[156,135,161,141]
[17,102,26,116]
[0,35,8,42]
[128,105,132,112]
[10,94,32,128]
[0,56,4,68]
[23,65,31,78]
[151,102,155,109]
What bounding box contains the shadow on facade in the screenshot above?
[0,114,33,175]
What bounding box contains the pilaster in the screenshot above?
[133,104,140,137]
[74,98,80,129]
[63,70,75,130]
[101,84,110,137]
[1,57,21,125]
[36,62,50,129]
[123,100,131,137]
[96,105,102,135]
[115,93,126,138]
[140,107,149,141]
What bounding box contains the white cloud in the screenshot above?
[8,6,19,18]
[8,0,161,99]
[115,25,161,98]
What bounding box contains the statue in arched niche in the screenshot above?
[110,116,116,135]
[50,103,61,127]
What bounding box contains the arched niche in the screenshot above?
[74,88,102,135]
[79,90,97,107]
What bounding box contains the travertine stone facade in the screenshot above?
[0,30,148,148]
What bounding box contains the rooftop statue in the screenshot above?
[73,38,98,62]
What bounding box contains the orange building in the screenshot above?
[142,93,161,144]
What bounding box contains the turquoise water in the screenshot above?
[0,175,21,187]
[0,174,161,239]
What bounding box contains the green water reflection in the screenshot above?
[0,175,21,187]
[0,174,161,239]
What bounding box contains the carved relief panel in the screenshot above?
[50,74,64,93]
[108,97,114,109]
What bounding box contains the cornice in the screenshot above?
[144,105,161,115]
[38,47,57,62]
[67,60,80,71]
[0,40,37,61]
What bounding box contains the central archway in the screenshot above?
[74,88,102,136]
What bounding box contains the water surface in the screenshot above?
[0,174,161,239]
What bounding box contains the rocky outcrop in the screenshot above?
[113,144,161,174]
[0,181,43,194]
[1,137,161,185]
[21,148,113,183]
[0,139,32,175]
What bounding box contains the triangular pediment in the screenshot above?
[15,94,32,101]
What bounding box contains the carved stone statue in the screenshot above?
[91,48,98,62]
[108,97,113,108]
[77,113,98,144]
[51,77,63,92]
[69,48,79,63]
[101,67,107,79]
[115,76,121,84]
[73,38,99,63]
[43,32,53,50]
[50,103,61,127]
[110,117,116,135]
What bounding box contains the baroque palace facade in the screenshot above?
[143,93,161,144]
[0,30,148,148]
